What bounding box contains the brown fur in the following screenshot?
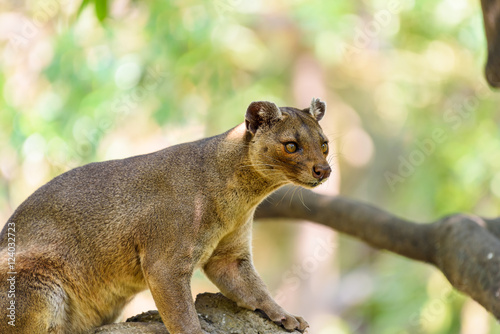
[0,99,331,334]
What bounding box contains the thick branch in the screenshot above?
[256,189,436,262]
[255,187,500,319]
[92,293,302,333]
[480,0,500,87]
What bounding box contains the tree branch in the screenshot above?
[255,187,500,319]
[92,293,303,334]
[480,0,500,87]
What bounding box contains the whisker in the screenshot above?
[298,188,311,211]
[289,185,300,207]
[277,185,295,207]
[325,131,346,142]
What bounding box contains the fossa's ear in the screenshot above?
[305,98,326,121]
[245,101,282,135]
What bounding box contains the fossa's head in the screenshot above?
[245,98,331,188]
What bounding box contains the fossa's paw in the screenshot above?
[261,306,309,332]
[280,313,308,332]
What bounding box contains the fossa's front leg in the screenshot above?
[203,222,308,332]
[142,251,203,334]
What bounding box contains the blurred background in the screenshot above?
[1,0,500,333]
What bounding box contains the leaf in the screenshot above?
[95,0,108,22]
[76,0,91,18]
[77,0,108,23]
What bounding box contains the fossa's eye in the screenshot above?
[321,142,329,154]
[284,142,298,153]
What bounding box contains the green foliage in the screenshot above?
[78,0,109,22]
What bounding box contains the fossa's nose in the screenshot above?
[312,164,331,181]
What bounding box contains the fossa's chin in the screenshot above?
[290,177,329,189]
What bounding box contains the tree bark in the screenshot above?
[91,293,303,334]
[255,187,500,319]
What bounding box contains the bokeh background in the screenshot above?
[1,0,500,333]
